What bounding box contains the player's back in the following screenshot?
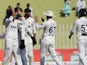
[76,17,87,37]
[42,19,56,37]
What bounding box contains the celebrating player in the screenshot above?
[35,10,64,65]
[22,9,37,65]
[2,12,23,65]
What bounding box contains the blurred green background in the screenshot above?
[0,0,86,49]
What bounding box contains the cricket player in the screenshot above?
[24,9,37,65]
[2,15,23,65]
[13,8,30,65]
[35,10,64,65]
[9,11,30,65]
[69,9,87,65]
[17,14,30,65]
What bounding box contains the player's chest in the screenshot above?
[9,22,17,29]
[26,21,33,28]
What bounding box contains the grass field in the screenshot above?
[0,0,87,49]
[0,0,78,24]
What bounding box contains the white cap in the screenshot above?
[43,10,55,17]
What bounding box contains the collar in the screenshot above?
[47,18,53,21]
[80,17,86,19]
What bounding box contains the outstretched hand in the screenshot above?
[34,16,39,23]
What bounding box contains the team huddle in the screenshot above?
[1,1,87,65]
[2,2,65,65]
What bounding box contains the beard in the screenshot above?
[24,13,30,18]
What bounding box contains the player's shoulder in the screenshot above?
[15,19,22,22]
[28,17,35,22]
[42,21,47,25]
[29,17,34,20]
[50,19,57,25]
[75,18,81,24]
[74,17,87,25]
[14,19,22,25]
[77,17,87,22]
[47,19,56,26]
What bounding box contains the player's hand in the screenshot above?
[35,16,39,23]
[31,37,37,46]
[12,11,16,18]
[69,31,73,39]
[69,35,71,39]
[17,9,23,17]
[19,40,25,49]
[41,17,44,22]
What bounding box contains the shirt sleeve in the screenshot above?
[32,20,37,34]
[71,21,77,33]
[25,24,34,37]
[5,16,13,27]
[36,22,47,30]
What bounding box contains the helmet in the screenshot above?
[79,9,87,17]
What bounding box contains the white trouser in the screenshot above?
[26,36,34,65]
[40,36,64,65]
[3,38,23,65]
[78,36,87,65]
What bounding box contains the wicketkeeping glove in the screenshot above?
[31,37,37,46]
[19,40,25,49]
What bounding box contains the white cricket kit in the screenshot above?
[25,17,36,37]
[5,20,18,40]
[0,16,14,39]
[36,19,64,65]
[5,16,14,28]
[76,0,86,12]
[71,17,87,65]
[3,19,23,65]
[24,17,36,65]
[17,19,30,65]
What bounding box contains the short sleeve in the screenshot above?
[71,21,77,33]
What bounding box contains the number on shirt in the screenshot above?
[49,27,56,36]
[81,25,87,34]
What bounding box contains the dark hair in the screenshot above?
[79,9,87,17]
[46,16,52,20]
[17,2,20,6]
[64,0,67,2]
[27,3,30,7]
[8,5,12,9]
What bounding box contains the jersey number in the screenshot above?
[81,25,87,33]
[49,27,56,34]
